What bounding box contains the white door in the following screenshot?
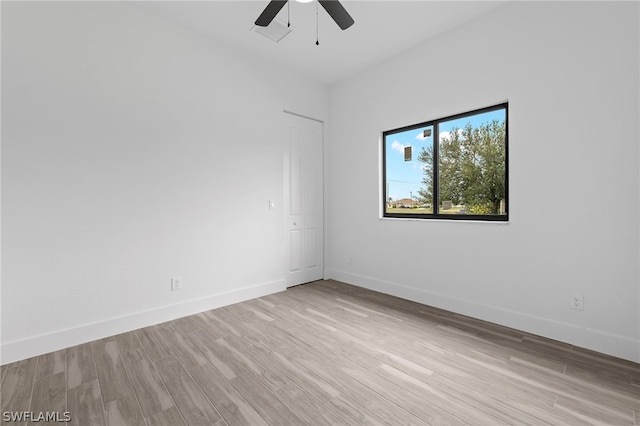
[284,112,324,287]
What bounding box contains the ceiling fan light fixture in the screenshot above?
[295,0,314,3]
[255,0,354,31]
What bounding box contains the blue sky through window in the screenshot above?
[385,108,505,203]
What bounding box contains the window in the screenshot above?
[383,103,508,221]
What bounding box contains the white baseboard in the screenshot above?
[1,279,285,365]
[325,268,640,364]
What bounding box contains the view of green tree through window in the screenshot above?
[383,103,508,221]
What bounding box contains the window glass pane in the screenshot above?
[384,125,434,215]
[438,108,507,215]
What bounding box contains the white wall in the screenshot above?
[327,1,640,362]
[1,2,328,363]
[3,1,638,366]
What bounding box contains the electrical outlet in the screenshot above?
[570,293,584,310]
[171,277,183,291]
[348,257,353,265]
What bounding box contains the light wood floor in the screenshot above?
[2,280,639,425]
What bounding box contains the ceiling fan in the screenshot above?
[255,0,355,31]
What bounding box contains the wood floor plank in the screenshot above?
[191,362,269,426]
[202,310,245,338]
[66,343,96,389]
[186,329,248,380]
[468,391,559,426]
[154,357,223,425]
[212,316,267,348]
[508,354,640,411]
[168,316,205,335]
[555,394,635,425]
[457,350,636,423]
[485,388,595,425]
[214,336,268,377]
[374,362,490,425]
[287,323,378,367]
[34,350,65,381]
[246,303,301,332]
[226,340,296,393]
[329,371,427,426]
[328,326,438,384]
[119,348,174,418]
[323,394,387,426]
[135,325,173,362]
[104,397,145,426]
[570,345,640,374]
[113,331,142,354]
[564,357,640,397]
[278,347,428,426]
[0,356,38,415]
[503,344,568,374]
[237,300,277,323]
[156,324,208,370]
[270,350,341,400]
[92,339,135,403]
[67,379,106,426]
[199,311,241,339]
[261,322,337,361]
[274,382,350,426]
[334,358,457,425]
[484,369,558,409]
[334,297,405,322]
[146,407,187,426]
[28,372,66,426]
[229,372,306,426]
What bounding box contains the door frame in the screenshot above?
[283,110,325,287]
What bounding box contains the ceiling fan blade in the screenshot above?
[318,0,354,30]
[255,0,288,27]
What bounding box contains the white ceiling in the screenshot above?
[138,1,506,85]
